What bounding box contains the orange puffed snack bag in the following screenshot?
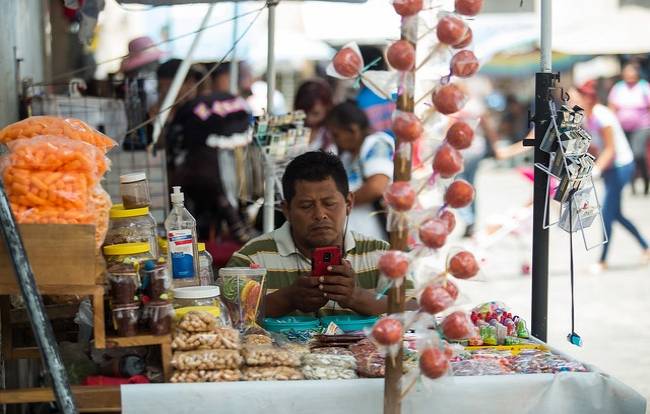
[0,116,117,153]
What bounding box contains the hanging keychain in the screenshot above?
[567,189,583,347]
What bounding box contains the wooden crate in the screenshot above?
[0,224,102,287]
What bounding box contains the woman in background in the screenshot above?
[293,79,334,151]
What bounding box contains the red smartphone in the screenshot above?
[311,247,342,277]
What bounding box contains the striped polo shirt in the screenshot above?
[226,222,389,291]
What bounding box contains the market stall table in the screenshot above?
[120,370,645,414]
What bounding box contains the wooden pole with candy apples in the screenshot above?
[331,1,484,413]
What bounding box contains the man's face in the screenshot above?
[283,178,352,251]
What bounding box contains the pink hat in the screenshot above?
[120,36,165,73]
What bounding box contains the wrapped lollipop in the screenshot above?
[450,50,479,78]
[455,0,483,16]
[452,27,473,49]
[432,83,467,115]
[392,111,422,143]
[444,179,475,208]
[368,315,405,358]
[419,278,459,315]
[436,14,469,47]
[441,310,478,341]
[392,0,423,16]
[328,43,364,79]
[447,250,480,280]
[377,250,411,292]
[445,121,474,150]
[433,143,464,178]
[384,181,416,235]
[418,217,449,250]
[438,209,456,233]
[387,40,416,72]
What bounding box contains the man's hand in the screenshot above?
[319,260,357,309]
[289,276,329,313]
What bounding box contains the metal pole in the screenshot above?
[0,185,77,413]
[229,3,240,95]
[151,2,217,146]
[530,0,554,342]
[263,0,278,233]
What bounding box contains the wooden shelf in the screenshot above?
[0,385,121,412]
[105,333,171,348]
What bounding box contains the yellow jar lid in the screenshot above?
[198,242,206,252]
[103,242,150,256]
[110,204,150,219]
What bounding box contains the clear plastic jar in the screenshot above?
[172,286,231,327]
[103,242,154,270]
[105,205,159,258]
[141,262,170,301]
[198,243,214,286]
[146,301,174,335]
[120,172,151,209]
[107,264,139,305]
[112,303,140,337]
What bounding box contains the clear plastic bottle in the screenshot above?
[164,186,199,288]
[198,242,214,286]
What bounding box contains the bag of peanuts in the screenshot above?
[242,366,304,381]
[170,369,242,383]
[177,311,221,333]
[241,345,302,368]
[171,349,243,371]
[172,328,241,351]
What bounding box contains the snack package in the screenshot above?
[0,116,117,152]
[241,345,302,367]
[242,366,304,381]
[302,365,357,380]
[170,369,241,383]
[350,339,385,378]
[171,349,242,371]
[177,311,220,333]
[172,327,241,351]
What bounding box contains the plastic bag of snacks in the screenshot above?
[171,328,241,351]
[170,369,241,383]
[171,349,242,371]
[0,116,117,153]
[242,366,304,381]
[177,311,221,333]
[241,345,302,367]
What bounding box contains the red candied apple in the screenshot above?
[446,121,474,150]
[433,143,463,178]
[448,251,479,279]
[452,27,473,49]
[378,250,410,279]
[372,318,403,346]
[436,15,468,46]
[392,0,423,16]
[387,40,416,71]
[432,83,466,115]
[419,218,448,249]
[455,0,483,16]
[444,179,475,208]
[451,50,479,78]
[420,285,455,314]
[392,112,422,143]
[333,48,362,78]
[419,347,449,379]
[439,210,456,233]
[443,279,459,300]
[384,181,416,211]
[441,311,475,340]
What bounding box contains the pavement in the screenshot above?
[450,162,650,409]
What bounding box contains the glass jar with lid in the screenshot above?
[172,286,231,327]
[120,172,151,209]
[103,242,154,270]
[197,243,214,286]
[105,204,159,258]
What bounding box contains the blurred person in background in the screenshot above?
[356,46,396,136]
[608,61,650,195]
[326,101,394,240]
[238,62,287,116]
[294,78,335,151]
[574,80,650,273]
[120,36,164,110]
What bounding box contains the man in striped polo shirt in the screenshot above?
[226,151,396,317]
